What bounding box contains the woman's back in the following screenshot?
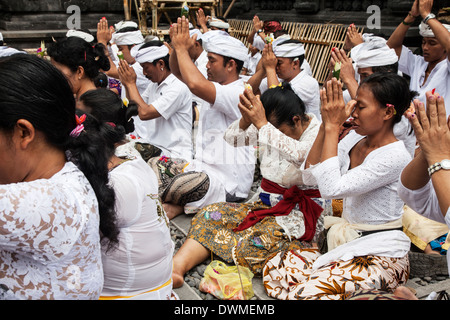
[0,162,103,300]
[101,158,174,297]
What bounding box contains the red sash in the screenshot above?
[233,178,323,241]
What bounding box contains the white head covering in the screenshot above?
[419,21,450,37]
[0,32,3,42]
[208,17,230,30]
[189,28,203,41]
[114,20,139,32]
[112,30,145,46]
[351,35,398,69]
[135,45,169,64]
[273,41,305,58]
[66,29,95,43]
[272,34,292,48]
[202,30,248,63]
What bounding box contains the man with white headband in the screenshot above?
[117,40,193,163]
[258,39,321,120]
[387,0,450,114]
[333,34,399,104]
[332,37,416,157]
[97,18,150,101]
[157,18,255,221]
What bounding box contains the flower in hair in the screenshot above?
[70,114,86,138]
[386,104,397,115]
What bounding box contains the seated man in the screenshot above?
[117,40,193,162]
[156,17,256,219]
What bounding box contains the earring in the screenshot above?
[161,68,164,71]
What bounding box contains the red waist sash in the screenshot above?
[233,178,323,241]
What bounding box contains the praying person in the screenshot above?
[263,74,415,300]
[0,54,119,300]
[47,36,111,100]
[118,40,193,162]
[156,17,255,219]
[171,84,331,288]
[387,0,450,114]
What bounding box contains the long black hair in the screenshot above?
[47,36,110,80]
[0,54,119,250]
[78,88,139,155]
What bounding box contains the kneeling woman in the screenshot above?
[263,74,415,300]
[172,84,332,288]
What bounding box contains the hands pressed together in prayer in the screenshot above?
[320,78,355,130]
[406,91,450,166]
[170,16,197,52]
[117,59,137,87]
[238,87,267,130]
[97,17,114,46]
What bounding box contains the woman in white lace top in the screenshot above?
[172,84,331,288]
[263,74,416,300]
[0,55,119,299]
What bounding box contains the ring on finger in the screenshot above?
[248,105,254,109]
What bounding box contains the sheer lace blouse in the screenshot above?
[0,162,103,300]
[223,114,321,188]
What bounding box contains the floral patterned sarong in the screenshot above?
[263,248,409,300]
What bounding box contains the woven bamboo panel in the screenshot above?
[228,19,364,84]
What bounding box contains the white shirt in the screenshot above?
[245,51,262,76]
[134,73,193,161]
[399,46,450,115]
[397,179,450,275]
[302,131,412,269]
[102,158,174,298]
[0,162,103,300]
[194,50,208,78]
[185,78,256,201]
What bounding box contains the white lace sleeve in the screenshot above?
[310,146,410,199]
[258,122,315,166]
[223,119,259,147]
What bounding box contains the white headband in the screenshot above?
[112,30,144,46]
[273,42,305,58]
[351,35,398,69]
[419,21,450,37]
[114,20,138,32]
[66,29,95,43]
[202,31,248,63]
[189,28,203,41]
[209,18,230,29]
[272,34,292,48]
[135,45,169,64]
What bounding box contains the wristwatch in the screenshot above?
[257,29,264,34]
[428,159,450,176]
[423,13,436,24]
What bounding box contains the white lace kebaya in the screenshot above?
[0,162,103,300]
